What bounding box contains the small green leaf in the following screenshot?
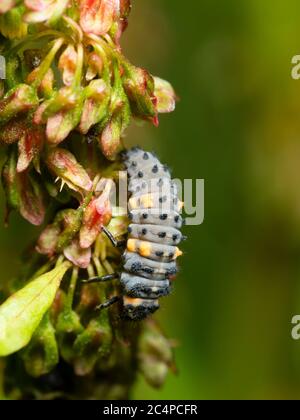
[0,261,71,357]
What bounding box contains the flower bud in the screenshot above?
[27,68,54,98]
[18,171,46,226]
[21,313,59,378]
[0,6,28,39]
[58,45,78,87]
[74,318,113,376]
[79,0,117,36]
[138,320,175,388]
[80,187,112,249]
[100,115,123,161]
[46,101,84,145]
[46,148,93,193]
[17,125,44,172]
[123,65,157,124]
[0,84,39,126]
[36,223,61,257]
[86,53,104,81]
[63,238,92,269]
[154,77,177,114]
[79,80,110,134]
[37,208,83,257]
[34,87,78,124]
[56,306,84,364]
[24,0,69,25]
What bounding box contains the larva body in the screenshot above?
[121,148,184,321]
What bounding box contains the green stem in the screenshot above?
[66,267,79,310]
[31,38,64,89]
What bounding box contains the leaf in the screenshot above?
[0,262,71,357]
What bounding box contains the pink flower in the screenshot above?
[24,0,70,24]
[79,0,118,36]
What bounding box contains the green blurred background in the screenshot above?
[3,0,300,400]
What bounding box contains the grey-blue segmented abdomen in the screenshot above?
[122,148,184,321]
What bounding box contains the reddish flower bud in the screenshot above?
[18,171,46,226]
[63,238,91,269]
[86,53,104,81]
[17,126,44,173]
[0,84,39,125]
[58,45,78,87]
[24,0,69,24]
[79,79,110,134]
[36,224,61,257]
[79,0,118,36]
[123,65,157,123]
[154,77,177,114]
[46,148,93,193]
[79,182,112,249]
[100,115,123,161]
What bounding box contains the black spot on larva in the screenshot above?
[156,251,164,257]
[174,215,180,223]
[128,226,132,233]
[160,214,168,220]
[173,234,179,242]
[143,152,149,160]
[138,171,144,178]
[131,161,137,167]
[128,212,133,220]
[169,253,174,259]
[131,262,142,272]
[142,228,147,235]
[142,213,148,219]
[159,196,167,204]
[152,165,159,174]
[157,179,164,187]
[143,267,154,275]
[159,232,167,238]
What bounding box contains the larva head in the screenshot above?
[122,296,160,321]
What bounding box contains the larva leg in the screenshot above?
[96,296,121,311]
[82,273,120,284]
[102,226,127,248]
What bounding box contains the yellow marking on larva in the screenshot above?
[141,194,154,208]
[124,297,143,307]
[129,197,138,209]
[179,201,184,210]
[127,239,136,253]
[139,241,152,258]
[175,248,183,259]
